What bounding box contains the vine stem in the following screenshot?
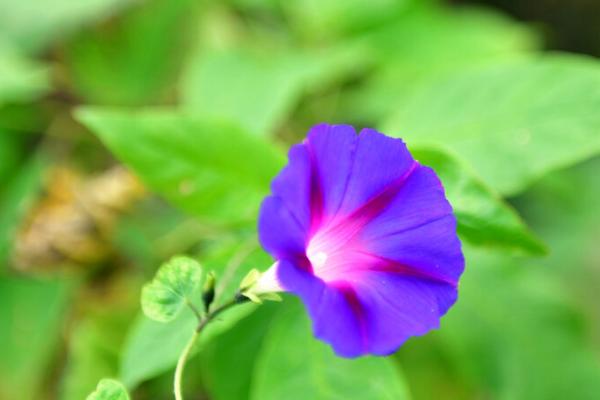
[174,330,199,400]
[174,295,247,400]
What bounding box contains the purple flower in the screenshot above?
[257,124,464,357]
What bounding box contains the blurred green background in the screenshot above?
[1,0,600,399]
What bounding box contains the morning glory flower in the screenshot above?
[256,124,464,357]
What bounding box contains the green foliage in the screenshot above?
[60,311,131,400]
[202,240,274,300]
[181,47,306,136]
[0,153,44,270]
[0,43,49,106]
[86,379,130,400]
[413,146,545,254]
[76,109,284,223]
[141,255,202,322]
[121,311,196,388]
[351,4,537,121]
[0,277,72,400]
[199,304,278,400]
[0,133,21,183]
[282,0,410,40]
[121,303,257,388]
[2,0,600,399]
[64,0,197,105]
[180,43,367,136]
[0,0,135,53]
[251,298,412,400]
[365,5,536,65]
[383,55,600,195]
[439,248,600,400]
[121,243,270,388]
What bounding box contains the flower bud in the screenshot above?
[202,271,216,312]
[238,264,283,304]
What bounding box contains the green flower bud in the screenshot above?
[202,271,216,312]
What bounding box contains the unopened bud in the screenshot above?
[238,264,283,304]
[202,272,216,312]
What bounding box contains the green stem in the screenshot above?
[185,299,203,322]
[174,330,198,400]
[174,295,248,400]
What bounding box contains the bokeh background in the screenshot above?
[1,0,600,399]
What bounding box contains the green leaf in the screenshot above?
[180,44,367,136]
[364,5,536,66]
[0,0,135,53]
[180,47,305,136]
[0,277,73,400]
[412,146,546,254]
[64,0,197,105]
[59,307,134,400]
[281,0,410,40]
[75,108,284,224]
[121,243,270,388]
[440,247,600,400]
[0,133,21,186]
[0,152,44,270]
[141,256,202,322]
[86,379,129,400]
[349,5,537,121]
[121,303,256,388]
[0,43,49,106]
[251,299,411,400]
[383,54,600,195]
[199,304,278,400]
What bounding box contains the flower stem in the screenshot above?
[173,294,249,400]
[174,330,198,400]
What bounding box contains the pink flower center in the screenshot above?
[306,217,375,283]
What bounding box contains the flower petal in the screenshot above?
[270,144,312,233]
[277,260,457,357]
[354,272,457,355]
[259,143,313,260]
[276,260,365,357]
[335,128,416,217]
[361,165,452,237]
[359,164,464,283]
[305,124,357,226]
[258,195,307,260]
[361,215,464,284]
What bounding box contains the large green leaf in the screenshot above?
[199,304,278,400]
[141,256,202,322]
[64,0,197,105]
[413,146,545,254]
[75,108,284,224]
[0,277,73,400]
[251,299,412,400]
[349,5,537,122]
[363,5,536,66]
[383,54,600,195]
[180,44,367,136]
[439,248,600,400]
[180,47,310,136]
